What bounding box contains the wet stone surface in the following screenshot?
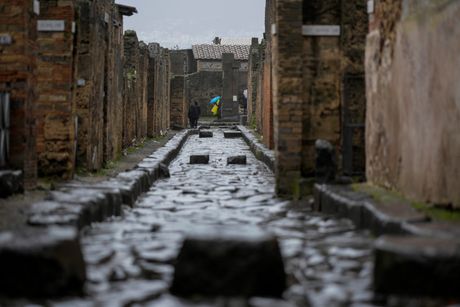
[33,129,376,306]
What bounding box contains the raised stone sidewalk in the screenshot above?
[0,130,193,297]
[314,183,460,297]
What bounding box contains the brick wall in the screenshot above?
[0,0,38,188]
[75,0,112,171]
[272,0,303,197]
[36,0,77,179]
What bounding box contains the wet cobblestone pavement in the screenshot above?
[53,129,376,307]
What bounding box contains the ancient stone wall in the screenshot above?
[147,44,170,136]
[75,0,113,171]
[185,72,222,118]
[105,6,125,161]
[0,0,38,188]
[123,30,140,146]
[138,42,149,139]
[170,50,187,76]
[272,0,303,197]
[300,0,367,177]
[170,76,187,128]
[366,0,460,207]
[36,0,77,179]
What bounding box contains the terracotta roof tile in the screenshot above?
[192,44,250,61]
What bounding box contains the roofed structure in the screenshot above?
[116,4,137,16]
[192,44,250,61]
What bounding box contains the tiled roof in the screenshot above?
[192,44,250,61]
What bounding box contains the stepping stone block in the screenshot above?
[374,235,460,297]
[227,155,247,165]
[0,227,86,297]
[170,225,286,298]
[199,131,213,138]
[199,125,211,130]
[190,155,210,164]
[224,131,242,138]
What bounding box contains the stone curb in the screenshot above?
[237,125,275,172]
[312,184,457,238]
[314,184,460,297]
[0,130,192,297]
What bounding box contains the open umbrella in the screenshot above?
[208,96,221,105]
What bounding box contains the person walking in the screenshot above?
[188,101,201,128]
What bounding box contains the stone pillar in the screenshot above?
[247,38,260,127]
[36,0,77,179]
[123,30,140,147]
[170,76,186,129]
[221,53,239,120]
[0,0,38,189]
[139,42,149,139]
[272,0,303,198]
[147,43,159,137]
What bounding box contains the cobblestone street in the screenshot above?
[44,128,374,306]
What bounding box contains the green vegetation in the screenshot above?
[352,183,460,223]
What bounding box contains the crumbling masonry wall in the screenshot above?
[147,43,170,137]
[272,0,303,197]
[75,0,113,171]
[36,0,77,179]
[0,0,38,188]
[301,0,368,177]
[123,30,140,146]
[185,72,222,118]
[170,76,187,128]
[366,0,460,207]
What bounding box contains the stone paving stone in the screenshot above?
[374,235,460,297]
[27,130,380,306]
[199,131,213,138]
[223,131,243,138]
[170,225,286,298]
[227,155,247,165]
[190,154,210,164]
[0,227,85,297]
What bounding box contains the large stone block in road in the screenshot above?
[374,235,460,297]
[199,131,213,138]
[227,155,247,165]
[224,131,242,138]
[170,226,286,297]
[190,155,210,164]
[0,227,86,297]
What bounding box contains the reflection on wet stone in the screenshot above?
[46,128,376,306]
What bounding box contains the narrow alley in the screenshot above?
[1,0,460,306]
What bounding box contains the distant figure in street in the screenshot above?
[188,101,201,128]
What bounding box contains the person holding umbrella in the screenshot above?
[209,96,222,118]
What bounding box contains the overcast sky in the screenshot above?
[115,0,265,49]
